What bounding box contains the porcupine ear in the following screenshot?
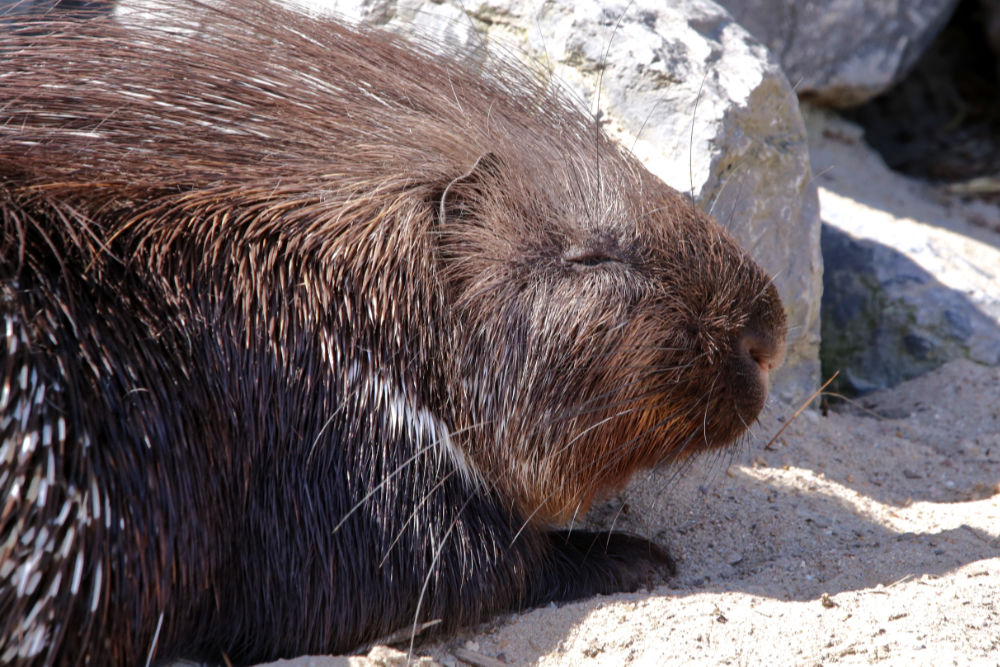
[434,152,505,226]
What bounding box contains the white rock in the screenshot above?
[716,0,960,107]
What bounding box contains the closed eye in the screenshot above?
[563,249,619,266]
[563,238,622,267]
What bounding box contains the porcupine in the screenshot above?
[0,1,787,663]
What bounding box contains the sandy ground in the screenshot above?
[260,112,1000,666]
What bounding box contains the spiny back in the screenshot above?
[0,1,618,191]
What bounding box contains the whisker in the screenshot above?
[689,70,709,202]
[547,398,671,462]
[536,354,708,424]
[306,404,346,465]
[407,490,479,661]
[604,500,628,549]
[332,440,440,533]
[512,406,706,545]
[379,469,458,567]
[144,612,165,667]
[764,371,838,451]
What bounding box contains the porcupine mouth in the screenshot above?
[711,319,787,448]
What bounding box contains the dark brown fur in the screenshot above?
[0,1,786,664]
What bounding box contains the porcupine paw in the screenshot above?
[546,530,676,602]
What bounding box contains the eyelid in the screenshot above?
[563,237,622,266]
[563,249,618,266]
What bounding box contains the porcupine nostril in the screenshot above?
[739,326,786,376]
[727,313,787,428]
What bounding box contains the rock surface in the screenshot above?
[715,0,961,107]
[807,105,1000,394]
[297,0,823,403]
[842,0,1000,186]
[986,0,1000,68]
[821,223,1000,394]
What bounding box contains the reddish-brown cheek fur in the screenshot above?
[438,197,785,524]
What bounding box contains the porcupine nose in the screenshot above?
[730,300,787,425]
[738,325,786,380]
